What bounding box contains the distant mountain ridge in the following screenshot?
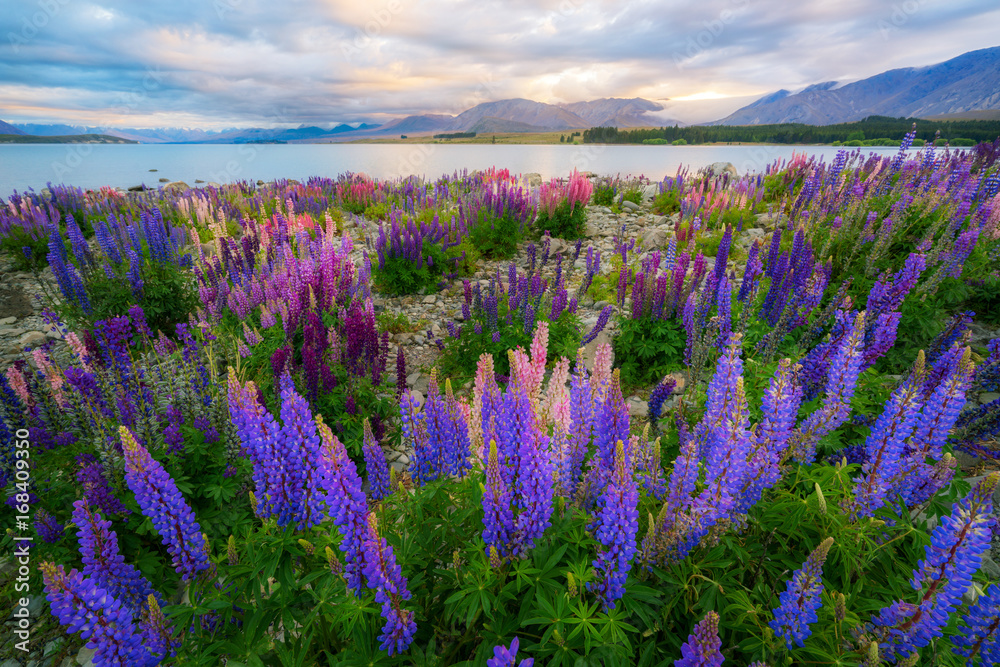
[6,97,671,142]
[713,46,1000,125]
[0,119,25,135]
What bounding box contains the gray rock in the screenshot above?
[0,316,16,325]
[628,398,649,418]
[19,331,47,349]
[698,162,738,179]
[163,181,190,191]
[638,228,668,249]
[422,295,437,304]
[158,177,170,182]
[981,392,1000,405]
[408,389,425,410]
[621,200,640,212]
[0,328,27,337]
[406,371,421,386]
[642,184,659,200]
[523,173,543,187]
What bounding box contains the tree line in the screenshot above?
[582,116,1000,145]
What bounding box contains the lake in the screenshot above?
[0,143,913,196]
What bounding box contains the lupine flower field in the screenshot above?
[2,134,1000,666]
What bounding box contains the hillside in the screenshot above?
[713,46,1000,125]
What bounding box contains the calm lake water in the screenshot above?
[0,143,912,196]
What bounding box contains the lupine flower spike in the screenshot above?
[769,537,834,648]
[675,611,724,667]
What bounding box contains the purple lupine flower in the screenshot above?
[851,376,924,519]
[363,418,391,502]
[72,499,160,614]
[675,611,724,667]
[954,581,1000,665]
[77,458,129,517]
[512,408,553,557]
[412,374,471,484]
[581,305,614,346]
[788,311,865,464]
[487,636,533,667]
[483,439,515,560]
[120,426,209,581]
[589,440,638,611]
[648,376,676,425]
[316,417,369,594]
[769,537,834,648]
[870,473,998,662]
[35,508,64,543]
[273,376,327,529]
[362,516,417,656]
[40,562,156,667]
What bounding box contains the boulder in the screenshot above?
[622,200,641,212]
[698,162,737,179]
[638,228,669,249]
[523,173,543,187]
[19,331,47,349]
[642,183,659,200]
[163,181,190,192]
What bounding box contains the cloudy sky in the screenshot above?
[2,0,998,129]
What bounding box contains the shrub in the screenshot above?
[652,189,680,216]
[48,210,197,334]
[370,210,467,295]
[463,181,536,259]
[535,170,593,240]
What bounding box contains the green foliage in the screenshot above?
[1,225,51,269]
[591,179,617,207]
[468,209,526,260]
[372,244,449,296]
[612,317,685,389]
[671,138,687,146]
[363,202,391,221]
[58,260,197,335]
[642,138,668,145]
[536,200,588,240]
[652,189,680,216]
[439,309,581,385]
[376,311,418,334]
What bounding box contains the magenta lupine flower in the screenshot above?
[675,611,724,667]
[72,499,160,614]
[487,636,534,667]
[362,516,417,656]
[954,581,1000,665]
[120,427,209,581]
[769,537,834,648]
[363,418,391,502]
[589,440,638,611]
[316,417,369,594]
[870,473,998,662]
[41,562,157,667]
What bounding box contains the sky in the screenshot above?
[1,0,999,129]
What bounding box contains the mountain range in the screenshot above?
[713,46,1000,125]
[3,46,1000,141]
